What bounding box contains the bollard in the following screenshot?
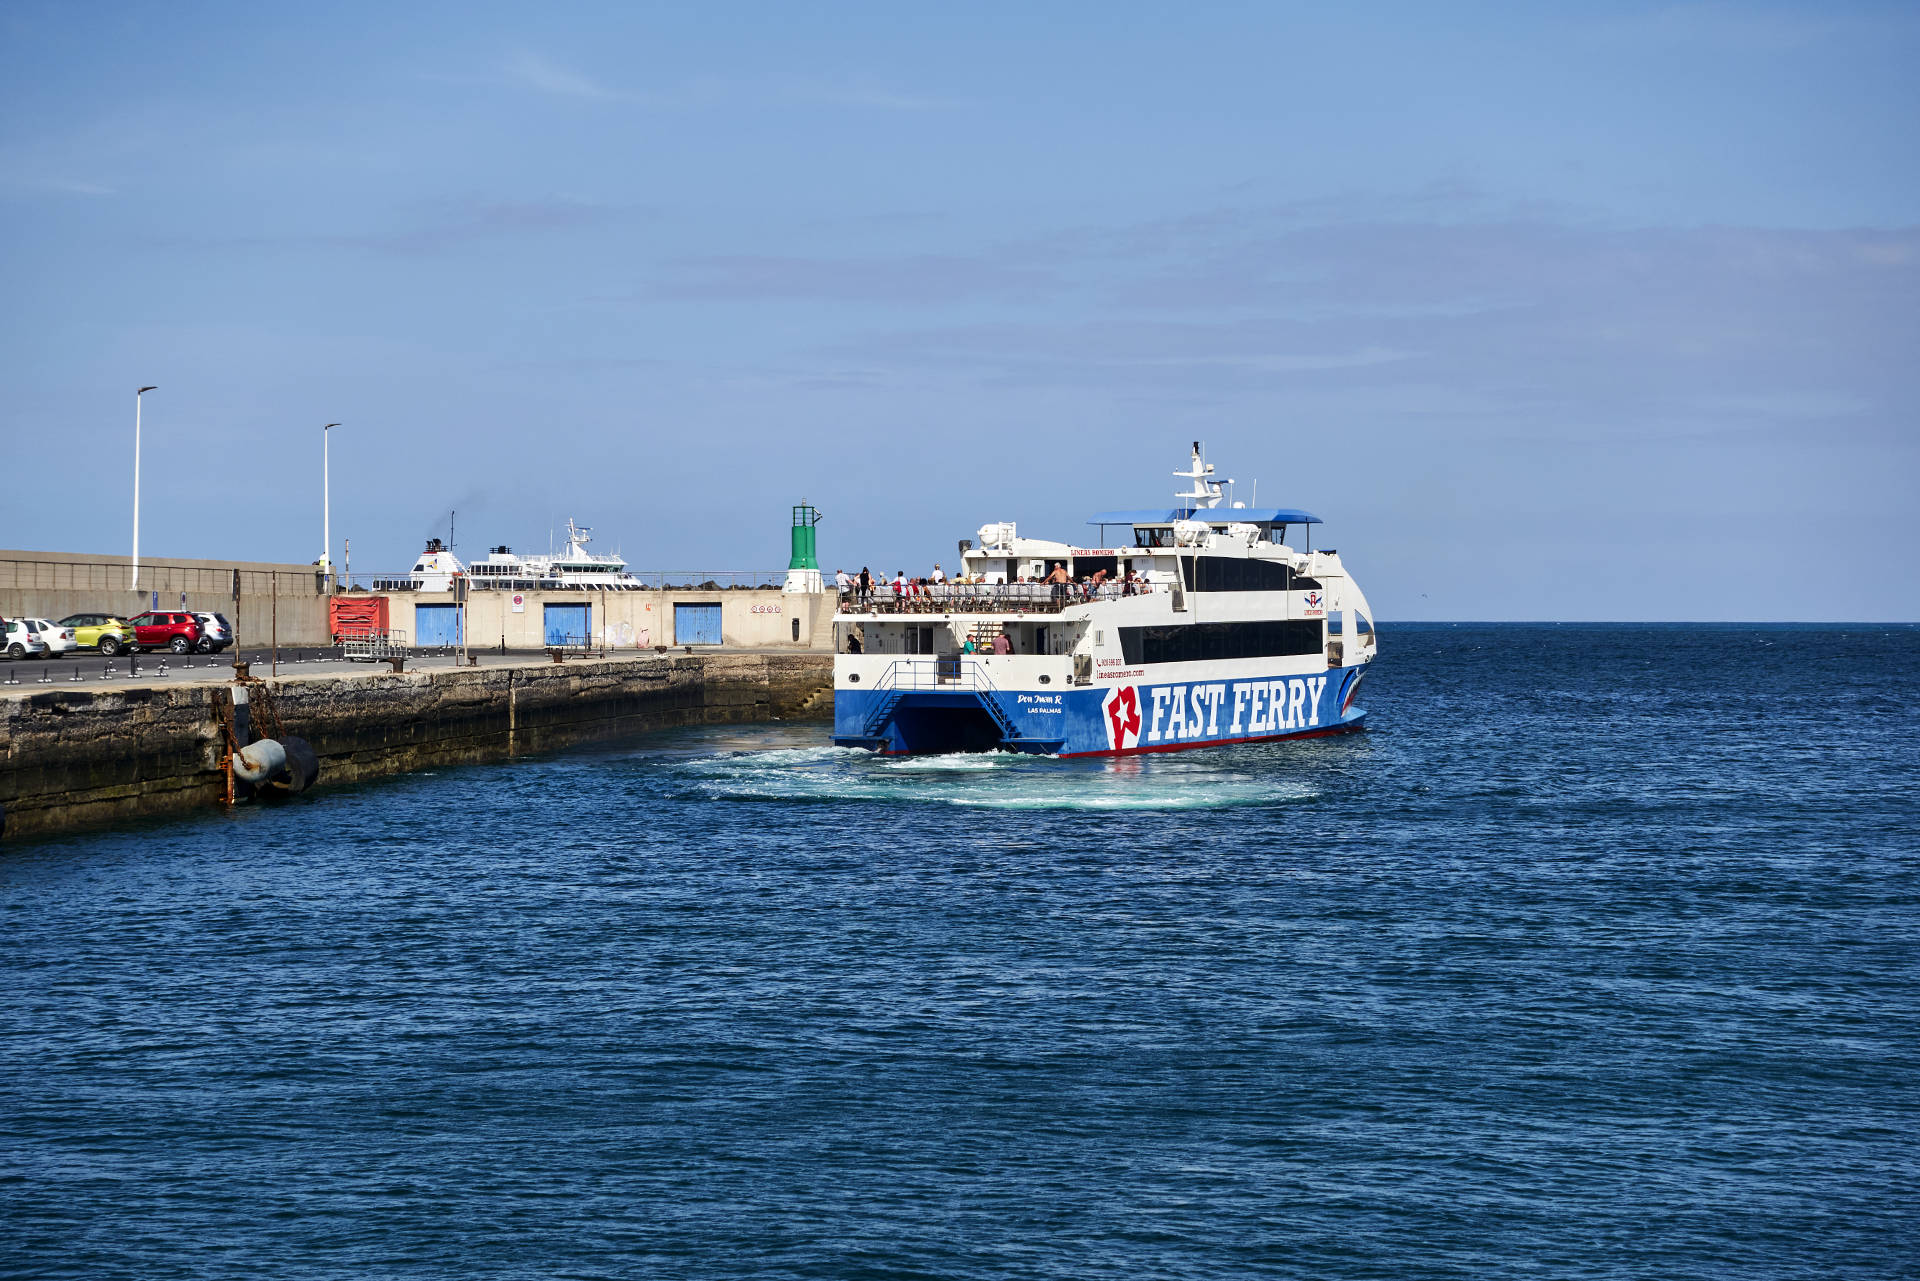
[4,666,16,686]
[69,664,81,682]
[158,659,169,677]
[39,665,52,684]
[101,662,115,679]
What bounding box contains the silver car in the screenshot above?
[191,611,235,654]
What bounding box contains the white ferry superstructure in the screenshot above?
[382,520,644,591]
[831,444,1377,756]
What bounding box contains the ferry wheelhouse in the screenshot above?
[832,444,1377,756]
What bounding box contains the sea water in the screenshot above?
[3,624,1917,1278]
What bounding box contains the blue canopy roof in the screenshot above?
[1087,507,1322,526]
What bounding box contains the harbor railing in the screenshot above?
[339,628,410,662]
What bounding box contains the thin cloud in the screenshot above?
[0,174,117,197]
[806,84,967,112]
[506,53,632,102]
[649,253,1061,303]
[491,57,961,112]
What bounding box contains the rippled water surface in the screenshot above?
[5,624,1918,1279]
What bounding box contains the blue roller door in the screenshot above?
[544,602,589,646]
[415,603,462,647]
[674,602,722,646]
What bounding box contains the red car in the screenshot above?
[126,611,203,654]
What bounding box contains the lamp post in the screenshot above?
[132,386,157,593]
[323,423,340,581]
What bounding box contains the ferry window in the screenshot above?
[1356,613,1374,638]
[1119,620,1324,665]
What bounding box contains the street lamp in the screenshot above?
[132,386,157,593]
[322,423,340,577]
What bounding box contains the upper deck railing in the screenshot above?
[841,581,1159,616]
[342,570,787,592]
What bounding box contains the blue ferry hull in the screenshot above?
[834,666,1369,757]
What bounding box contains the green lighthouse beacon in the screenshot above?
[783,502,823,594]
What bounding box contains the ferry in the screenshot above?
[831,444,1377,756]
[379,520,643,591]
[467,521,643,591]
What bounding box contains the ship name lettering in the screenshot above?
[1147,675,1329,743]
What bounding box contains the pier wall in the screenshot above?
[2,548,333,645]
[2,551,837,651]
[0,652,832,843]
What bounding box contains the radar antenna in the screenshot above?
[1173,440,1232,510]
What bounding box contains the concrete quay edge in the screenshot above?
[0,650,833,844]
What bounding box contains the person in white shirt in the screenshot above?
[835,568,853,596]
[892,571,908,597]
[930,564,945,584]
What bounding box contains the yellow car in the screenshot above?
[55,613,133,656]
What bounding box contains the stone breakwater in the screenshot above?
[0,653,832,842]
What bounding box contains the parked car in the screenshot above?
[4,618,50,659]
[56,613,133,656]
[125,611,202,654]
[25,618,78,656]
[190,611,234,654]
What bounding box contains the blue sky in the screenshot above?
[2,1,1914,619]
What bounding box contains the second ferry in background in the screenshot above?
[385,519,643,591]
[832,444,1377,756]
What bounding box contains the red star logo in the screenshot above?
[1107,686,1141,748]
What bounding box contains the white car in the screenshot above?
[3,618,50,659]
[26,618,79,656]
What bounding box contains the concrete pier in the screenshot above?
[0,651,832,843]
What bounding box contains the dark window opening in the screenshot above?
[1072,556,1117,581]
[1178,556,1298,593]
[1119,619,1325,665]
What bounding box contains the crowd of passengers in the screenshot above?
[833,563,1148,610]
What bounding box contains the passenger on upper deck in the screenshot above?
[1046,562,1070,604]
[931,563,945,584]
